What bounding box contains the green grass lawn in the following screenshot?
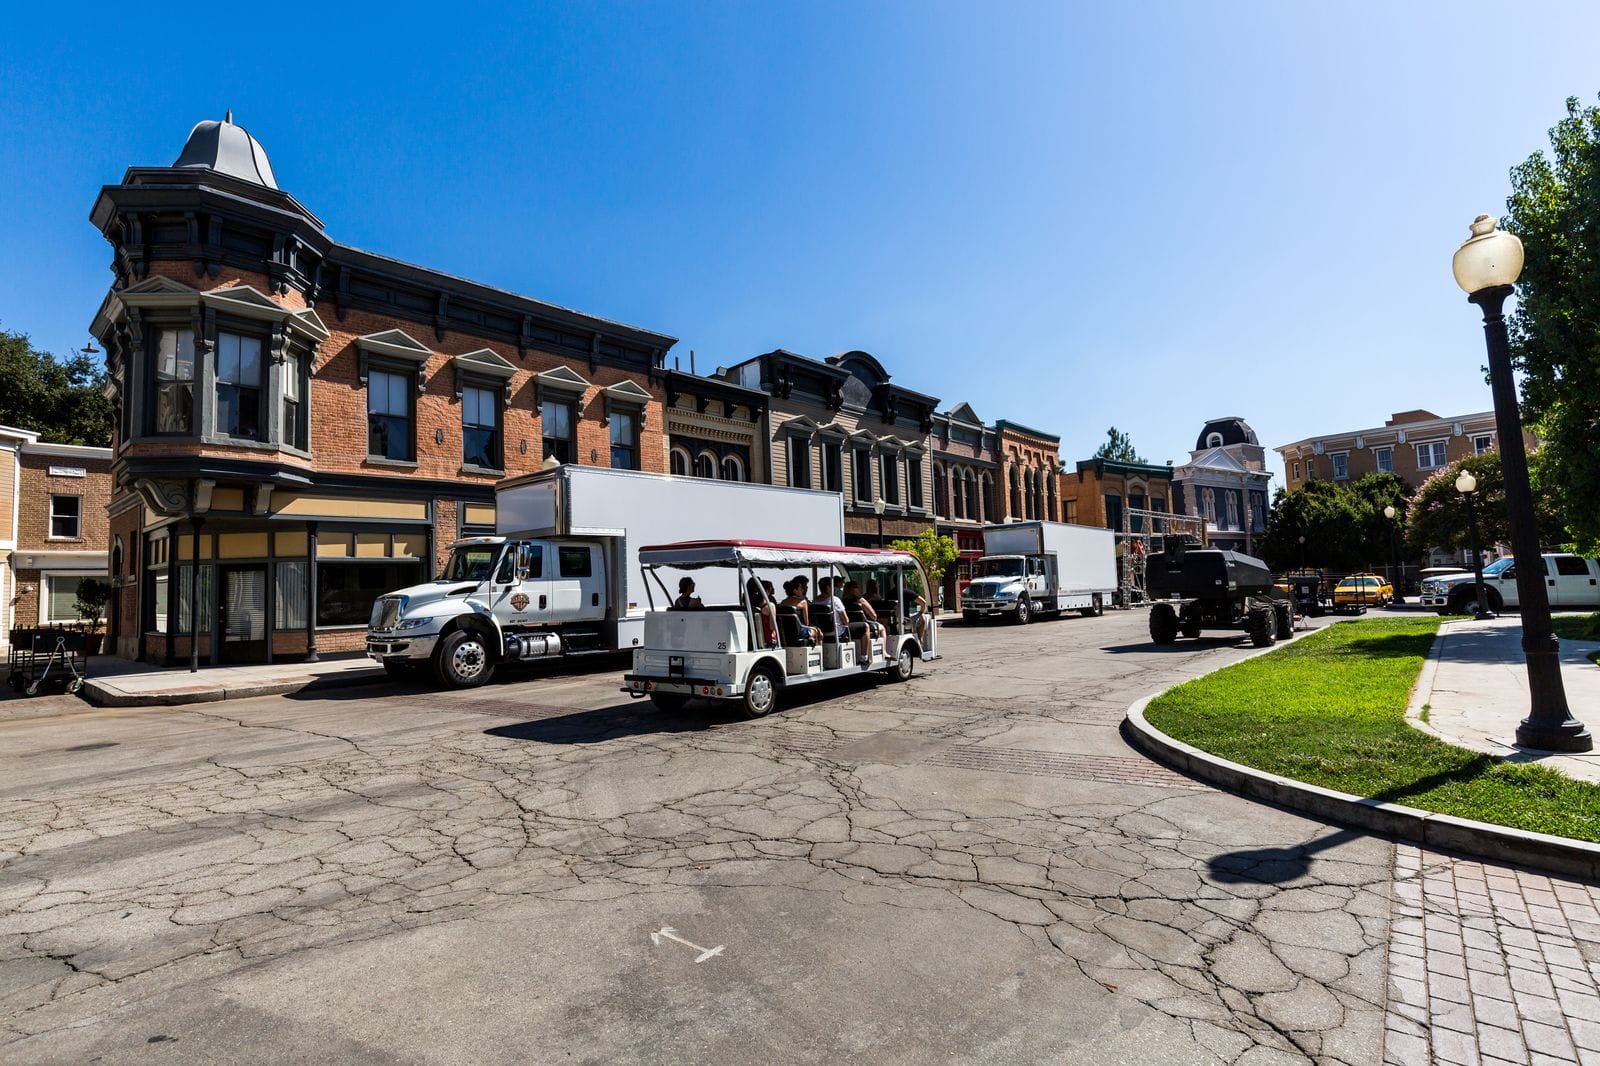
[1553,613,1600,642]
[1144,617,1600,843]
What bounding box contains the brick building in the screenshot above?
[722,349,938,548]
[995,421,1062,524]
[1059,457,1176,532]
[89,116,676,664]
[0,426,113,647]
[930,402,1001,607]
[1275,409,1510,491]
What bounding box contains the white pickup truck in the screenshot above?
[961,521,1117,624]
[365,466,845,688]
[1419,553,1600,615]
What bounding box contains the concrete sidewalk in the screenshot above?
[1409,614,1600,782]
[78,654,383,707]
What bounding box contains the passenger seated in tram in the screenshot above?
[813,576,871,664]
[866,578,930,644]
[745,577,779,648]
[777,578,822,645]
[672,577,703,610]
[840,580,882,667]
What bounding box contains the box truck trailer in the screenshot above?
[365,466,845,688]
[962,521,1118,623]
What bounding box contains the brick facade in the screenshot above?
[995,421,1061,524]
[88,117,676,665]
[1276,409,1524,492]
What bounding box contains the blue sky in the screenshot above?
[4,2,1598,475]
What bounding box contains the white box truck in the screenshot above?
[962,521,1117,624]
[365,466,845,688]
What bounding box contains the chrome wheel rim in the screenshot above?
[453,639,487,680]
[748,673,774,713]
[898,649,912,677]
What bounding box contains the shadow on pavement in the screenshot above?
[1207,828,1363,884]
[1100,638,1248,654]
[284,654,629,702]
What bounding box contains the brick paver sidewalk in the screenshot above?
[1386,845,1600,1064]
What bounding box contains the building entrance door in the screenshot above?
[219,565,268,663]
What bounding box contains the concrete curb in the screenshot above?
[1124,693,1600,884]
[82,665,385,708]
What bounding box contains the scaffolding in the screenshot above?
[1117,507,1208,607]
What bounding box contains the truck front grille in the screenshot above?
[372,596,403,631]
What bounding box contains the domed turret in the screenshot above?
[172,113,278,189]
[1195,417,1259,452]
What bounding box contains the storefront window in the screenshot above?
[276,561,307,630]
[317,561,424,627]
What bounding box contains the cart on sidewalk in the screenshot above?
[7,628,89,696]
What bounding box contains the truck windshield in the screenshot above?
[442,545,501,582]
[1482,558,1514,576]
[977,558,1024,578]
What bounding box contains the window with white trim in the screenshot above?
[852,447,873,502]
[1416,440,1449,470]
[880,452,900,506]
[721,454,745,482]
[696,451,717,479]
[1375,447,1393,474]
[1472,434,1494,454]
[908,454,924,509]
[1331,452,1349,480]
[1291,460,1301,480]
[44,574,93,624]
[50,495,81,539]
[670,446,690,477]
[789,438,812,488]
[463,384,501,470]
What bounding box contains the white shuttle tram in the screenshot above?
[622,540,940,718]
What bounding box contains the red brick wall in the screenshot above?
[17,453,112,552]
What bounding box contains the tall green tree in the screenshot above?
[888,529,958,595]
[0,328,112,446]
[1257,480,1366,572]
[1093,426,1146,464]
[1406,451,1565,557]
[1347,472,1413,570]
[1504,96,1600,554]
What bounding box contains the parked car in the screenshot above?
[1419,553,1600,615]
[1332,574,1391,611]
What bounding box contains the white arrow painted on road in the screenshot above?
[651,926,725,963]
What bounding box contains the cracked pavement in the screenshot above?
[0,612,1430,1062]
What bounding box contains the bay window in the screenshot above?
[216,332,263,439]
[153,328,195,434]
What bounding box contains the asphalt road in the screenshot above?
[0,609,1390,1065]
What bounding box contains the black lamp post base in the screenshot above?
[1473,609,1497,622]
[1515,717,1595,753]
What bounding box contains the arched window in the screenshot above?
[1047,475,1058,522]
[964,470,977,520]
[670,447,691,477]
[1206,432,1223,449]
[695,451,717,479]
[721,454,745,482]
[1010,466,1022,519]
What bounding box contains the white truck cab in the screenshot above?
[623,540,939,718]
[366,466,846,688]
[1419,553,1600,615]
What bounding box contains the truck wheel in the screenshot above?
[1180,619,1202,639]
[1149,603,1179,644]
[1247,606,1277,647]
[1487,589,1503,613]
[1014,597,1031,625]
[1448,589,1475,616]
[740,663,781,719]
[650,692,689,712]
[1273,603,1293,639]
[434,629,495,689]
[1079,594,1104,618]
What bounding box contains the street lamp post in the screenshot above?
[1384,504,1405,604]
[1453,214,1591,752]
[1456,471,1493,621]
[873,496,887,549]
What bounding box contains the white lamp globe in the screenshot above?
[1456,470,1478,495]
[1453,215,1524,294]
[1384,505,1396,520]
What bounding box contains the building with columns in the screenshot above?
[995,421,1062,524]
[1171,417,1272,554]
[722,349,938,548]
[90,116,677,664]
[930,402,1000,607]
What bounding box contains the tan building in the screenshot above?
[1059,458,1176,532]
[1276,409,1510,491]
[930,403,1001,607]
[722,349,939,548]
[0,426,113,648]
[662,369,769,483]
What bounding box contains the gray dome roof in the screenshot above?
[172,115,278,188]
[1195,417,1259,451]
